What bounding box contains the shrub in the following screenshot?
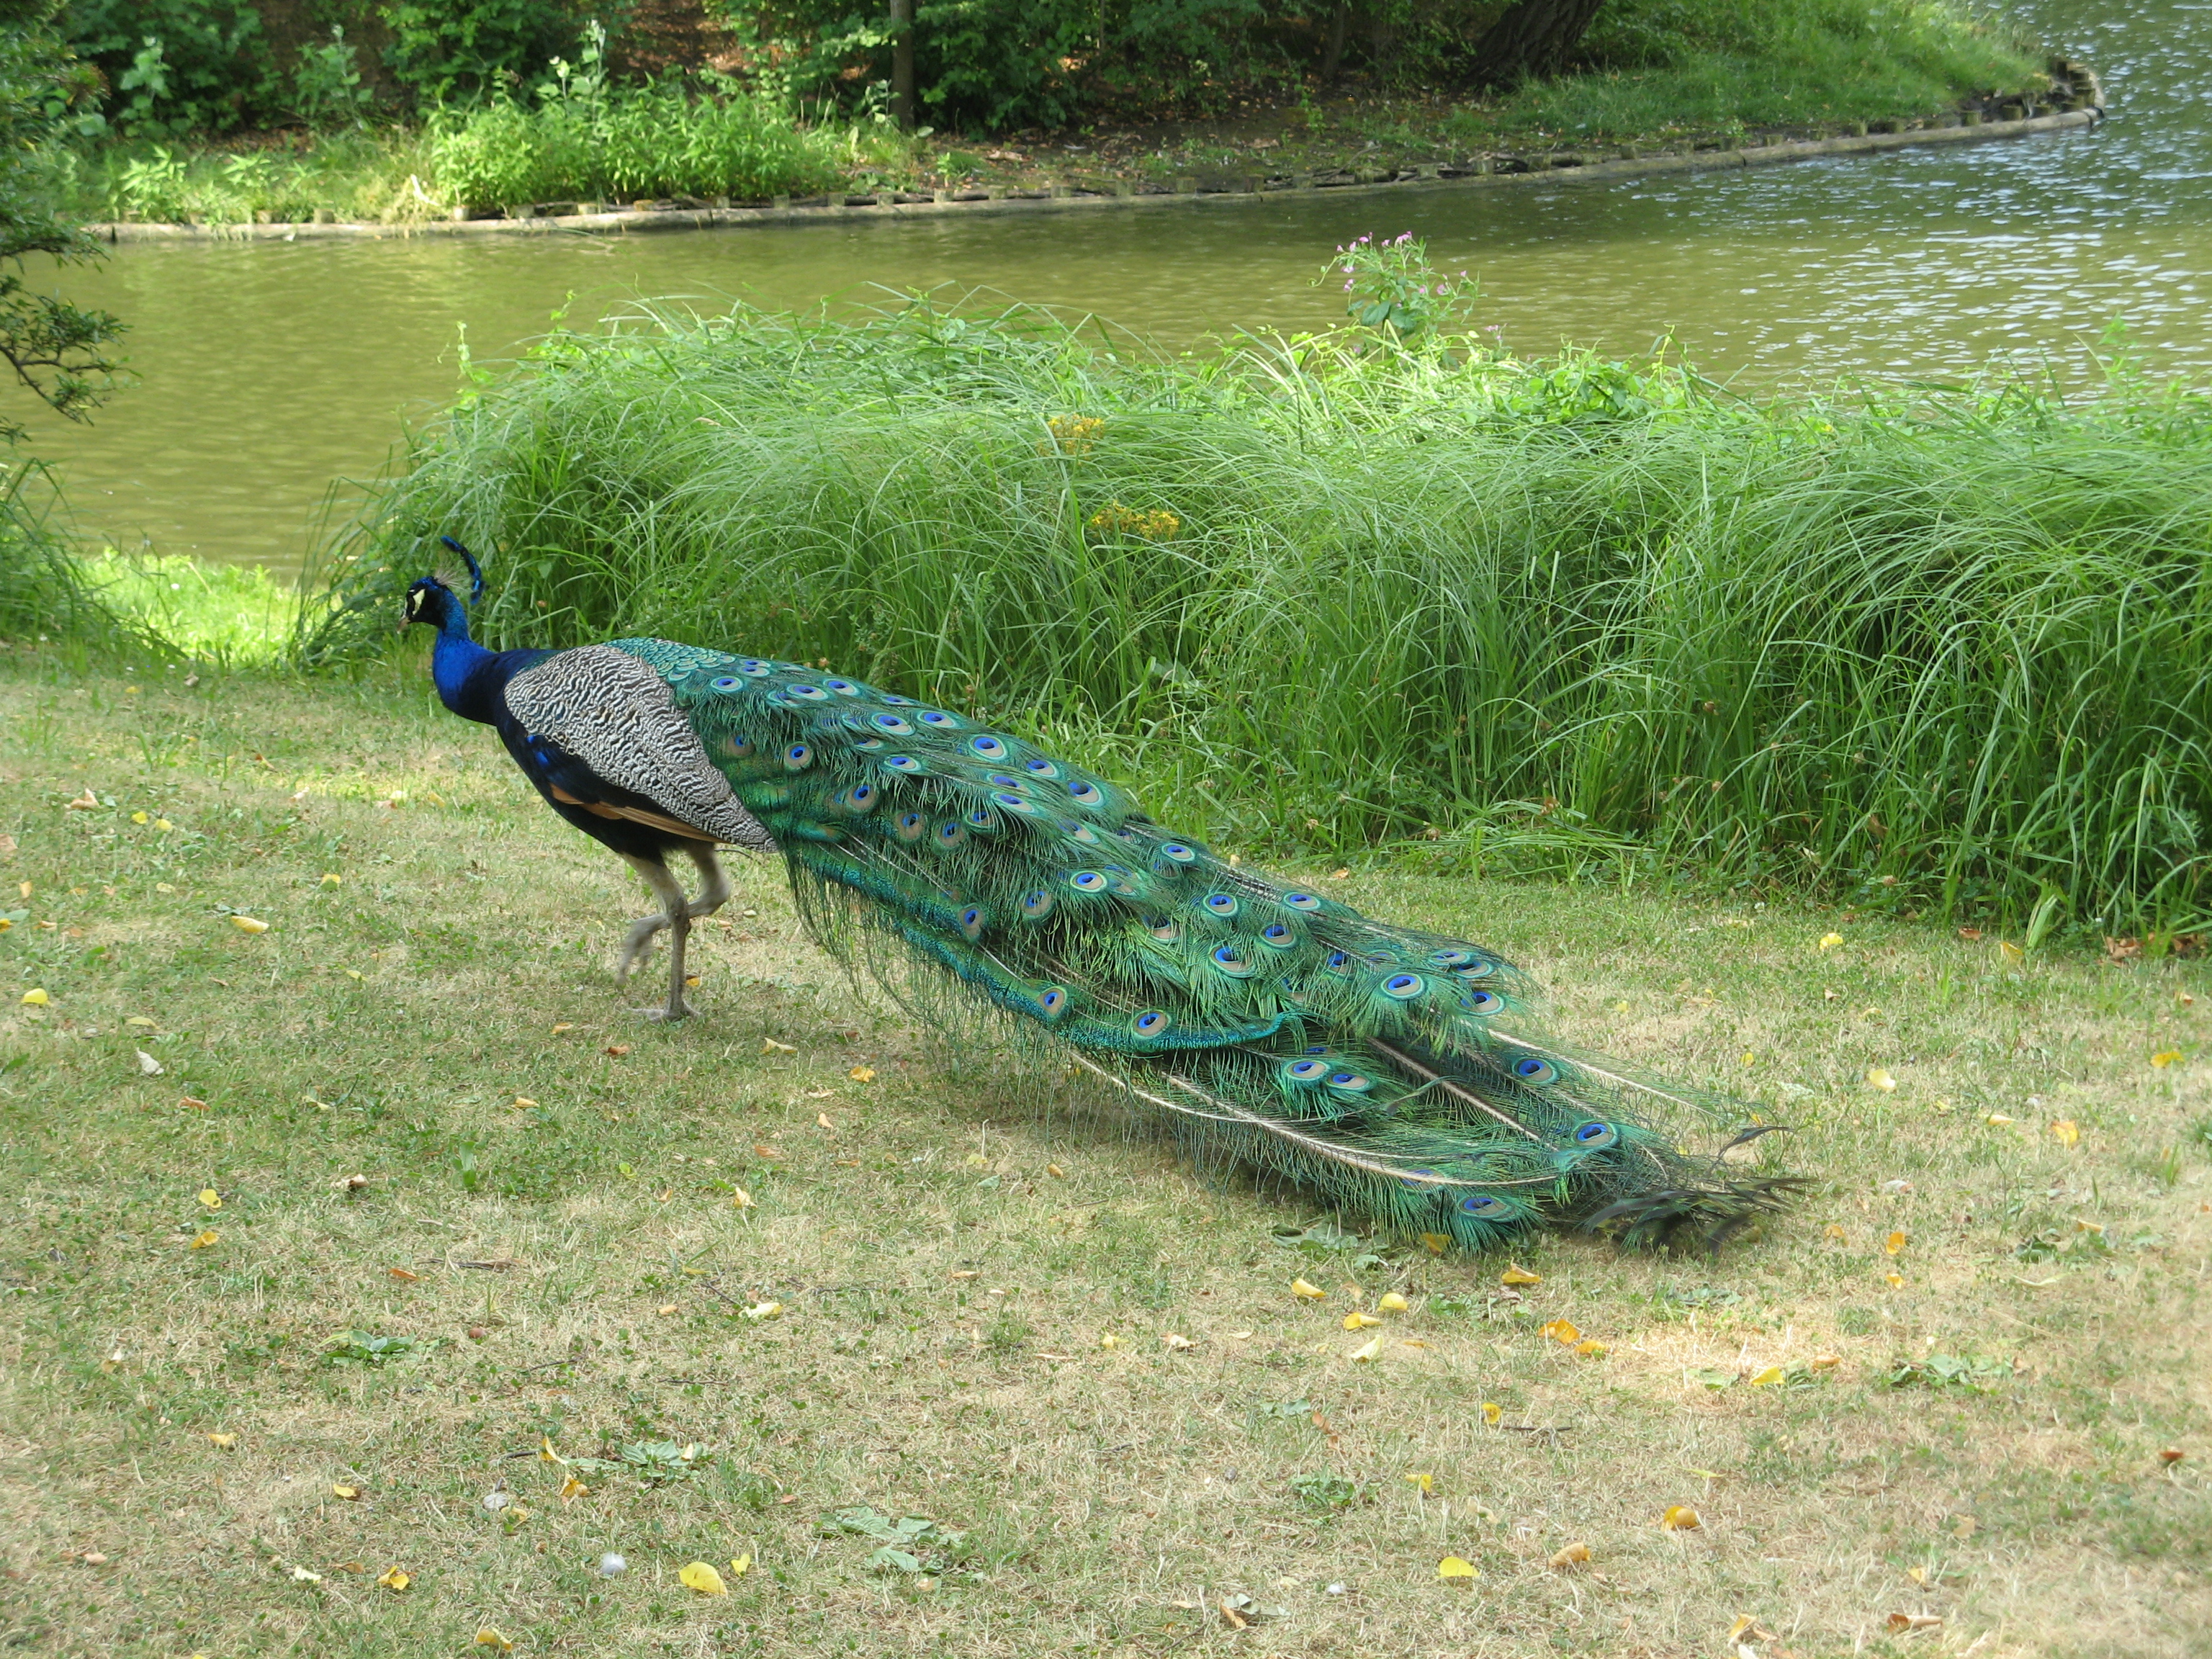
[311,266,2212,936]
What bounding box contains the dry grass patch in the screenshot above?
[0,650,2207,1658]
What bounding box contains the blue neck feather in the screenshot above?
[422,588,544,724]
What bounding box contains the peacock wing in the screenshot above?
[503,644,776,850]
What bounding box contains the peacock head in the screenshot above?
[401,575,468,635]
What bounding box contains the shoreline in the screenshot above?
[84,104,2103,245]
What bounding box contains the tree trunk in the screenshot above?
[888,0,914,130]
[1318,3,1349,88]
[1467,0,1607,90]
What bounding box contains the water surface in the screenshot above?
[26,0,2208,572]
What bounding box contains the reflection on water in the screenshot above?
[24,0,2210,571]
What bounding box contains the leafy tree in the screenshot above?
[0,0,124,444]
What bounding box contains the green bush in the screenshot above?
[380,0,577,105]
[63,0,279,132]
[309,271,2212,936]
[428,34,845,208]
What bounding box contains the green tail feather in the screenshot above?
[611,638,1799,1251]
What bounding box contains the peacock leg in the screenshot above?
[683,845,732,920]
[613,853,690,997]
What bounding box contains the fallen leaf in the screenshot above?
[752,1145,783,1159]
[1907,1566,1928,1586]
[559,1475,589,1503]
[762,1037,796,1053]
[1817,932,1844,951]
[848,1066,876,1082]
[804,1089,833,1100]
[1812,1354,1842,1370]
[1728,1615,1779,1642]
[207,1431,235,1449]
[230,915,269,934]
[1887,1613,1942,1633]
[603,1043,631,1058]
[1539,1318,1581,1344]
[1984,1112,2015,1126]
[729,1553,751,1576]
[1219,1598,1248,1629]
[1952,1514,1979,1539]
[2152,1048,2182,1068]
[1344,1311,1382,1331]
[551,1022,574,1033]
[137,1049,164,1076]
[1884,1229,1907,1256]
[1437,1556,1479,1581]
[1047,1163,1066,1177]
[1660,1505,1701,1530]
[1290,1277,1327,1300]
[1099,1333,1120,1349]
[190,1230,219,1249]
[1884,1271,1905,1288]
[376,1567,410,1591]
[475,1629,515,1650]
[1748,1366,1784,1386]
[2161,1447,2187,1465]
[1866,1066,1897,1091]
[741,1301,782,1321]
[1419,1231,1449,1255]
[1500,1264,1541,1286]
[2050,1118,2080,1148]
[680,1560,729,1596]
[331,1483,361,1501]
[1349,1334,1384,1362]
[1405,1472,1434,1494]
[20,988,49,1006]
[287,1565,319,1583]
[1162,1333,1194,1350]
[1481,1402,1502,1425]
[1823,1223,1848,1241]
[1550,1542,1592,1568]
[321,873,341,886]
[1999,939,2025,962]
[197,1188,222,1210]
[731,1187,754,1209]
[1377,1291,1411,1313]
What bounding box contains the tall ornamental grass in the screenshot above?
[307,292,2212,938]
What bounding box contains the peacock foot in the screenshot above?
[615,913,672,980]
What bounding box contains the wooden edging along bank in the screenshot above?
[88,102,2105,246]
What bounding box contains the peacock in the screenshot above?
[404,540,1796,1250]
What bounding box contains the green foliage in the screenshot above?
[63,0,279,132]
[428,26,845,208]
[290,24,372,127]
[314,268,2212,936]
[1289,1471,1361,1509]
[325,1330,421,1366]
[65,125,449,223]
[1326,230,1476,341]
[379,0,577,106]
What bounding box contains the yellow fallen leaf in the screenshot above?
[1046,1163,1066,1177]
[1481,1402,1502,1425]
[1998,939,2025,963]
[1984,1112,2015,1127]
[1817,932,1844,951]
[741,1301,781,1321]
[332,1483,360,1501]
[1405,1472,1434,1494]
[511,1096,538,1111]
[1660,1505,1701,1530]
[1377,1291,1411,1313]
[551,1022,573,1033]
[1290,1277,1327,1300]
[197,1188,221,1210]
[2153,1049,2182,1068]
[1162,1333,1194,1350]
[190,1230,219,1249]
[1500,1264,1541,1286]
[1888,1613,1943,1633]
[762,1037,796,1054]
[476,1629,515,1650]
[1437,1556,1479,1581]
[1349,1334,1384,1362]
[154,819,173,832]
[1823,1223,1848,1241]
[1812,1354,1841,1370]
[1539,1318,1581,1344]
[1099,1333,1120,1349]
[1574,1339,1609,1357]
[731,1187,754,1209]
[131,810,148,824]
[680,1561,729,1596]
[207,1431,235,1449]
[320,873,342,886]
[230,915,269,934]
[848,1066,876,1082]
[20,988,49,1006]
[1419,1231,1449,1255]
[376,1567,410,1591]
[2050,1118,2080,1147]
[729,1553,751,1577]
[1885,1271,1905,1288]
[1344,1311,1382,1331]
[816,1112,836,1131]
[559,1475,588,1503]
[1884,1229,1907,1256]
[1550,1542,1592,1568]
[538,1435,565,1464]
[1748,1366,1784,1386]
[1865,1066,1897,1091]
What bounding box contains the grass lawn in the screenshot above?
[1,647,2206,1658]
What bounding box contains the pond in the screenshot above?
[25,0,2206,574]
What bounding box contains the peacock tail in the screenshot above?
[609,637,1795,1251]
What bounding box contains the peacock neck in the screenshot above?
[428,613,500,722]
